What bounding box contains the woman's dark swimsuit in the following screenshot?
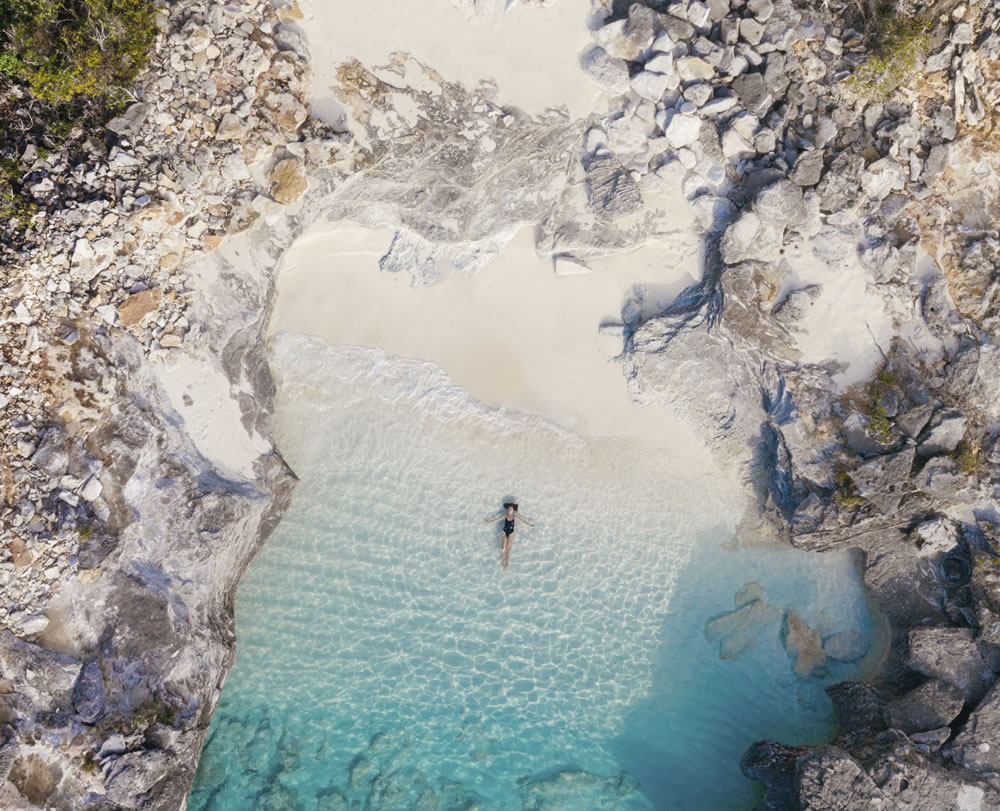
[503,518,516,536]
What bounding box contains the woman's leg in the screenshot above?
[503,532,514,569]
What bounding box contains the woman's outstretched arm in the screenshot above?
[515,515,534,527]
[484,513,504,523]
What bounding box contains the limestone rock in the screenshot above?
[754,179,805,226]
[907,627,991,697]
[896,403,934,439]
[949,680,1000,773]
[71,237,116,282]
[704,598,782,660]
[267,158,309,205]
[593,4,662,61]
[732,72,773,117]
[823,629,870,663]
[795,746,890,810]
[721,211,761,265]
[847,446,914,514]
[842,412,884,458]
[664,113,702,148]
[788,149,823,186]
[676,56,715,82]
[585,154,642,220]
[773,285,821,326]
[215,113,246,141]
[580,46,630,95]
[31,426,68,477]
[117,289,161,327]
[886,679,965,734]
[783,611,827,678]
[917,410,967,457]
[630,69,671,101]
[72,660,105,723]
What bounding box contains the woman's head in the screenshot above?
[503,502,518,513]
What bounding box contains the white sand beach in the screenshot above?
[271,222,713,461]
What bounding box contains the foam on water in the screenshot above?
[190,333,883,811]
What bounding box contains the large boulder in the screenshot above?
[907,627,992,699]
[917,410,967,456]
[754,179,805,226]
[886,679,965,734]
[580,46,630,95]
[72,660,105,724]
[948,680,1000,773]
[795,746,891,810]
[847,446,914,513]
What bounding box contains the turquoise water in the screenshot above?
[190,335,882,811]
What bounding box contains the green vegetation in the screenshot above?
[834,470,866,511]
[865,367,896,445]
[0,0,156,247]
[0,157,36,230]
[0,0,157,109]
[951,439,984,475]
[81,752,99,773]
[845,16,932,100]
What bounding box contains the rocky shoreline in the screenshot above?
[3,0,1000,807]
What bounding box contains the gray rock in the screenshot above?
[773,285,821,325]
[747,0,774,21]
[951,22,973,46]
[706,0,730,22]
[732,72,773,117]
[740,18,765,46]
[908,726,951,754]
[914,457,975,503]
[704,598,783,660]
[925,44,954,73]
[886,679,965,734]
[585,154,642,220]
[31,426,69,477]
[662,15,695,42]
[664,113,702,147]
[72,660,105,723]
[630,69,672,101]
[762,53,789,97]
[754,179,805,225]
[896,403,934,439]
[847,446,914,514]
[105,102,150,138]
[843,412,884,458]
[917,410,967,456]
[924,144,950,182]
[720,211,761,264]
[104,750,174,808]
[580,47,630,95]
[914,517,961,559]
[796,746,889,809]
[823,629,871,662]
[948,680,1000,773]
[687,1,711,29]
[790,149,824,186]
[907,627,991,697]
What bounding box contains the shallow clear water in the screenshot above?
[190,334,882,811]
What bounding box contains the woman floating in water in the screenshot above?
[485,502,534,570]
